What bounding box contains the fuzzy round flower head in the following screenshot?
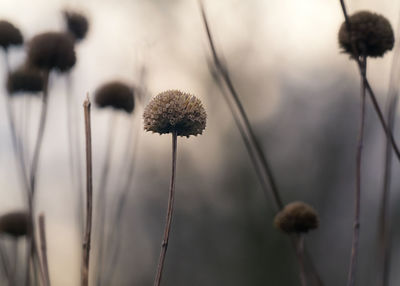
[143,90,207,137]
[28,32,76,72]
[274,201,319,234]
[63,10,89,41]
[7,65,44,95]
[0,211,30,238]
[95,81,134,113]
[338,11,394,58]
[0,20,23,50]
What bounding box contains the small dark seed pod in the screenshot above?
[95,81,134,114]
[274,201,319,234]
[28,32,76,72]
[7,66,44,95]
[0,20,23,50]
[143,90,207,137]
[63,10,89,41]
[0,211,30,238]
[338,11,394,58]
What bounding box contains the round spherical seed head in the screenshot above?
[274,201,319,234]
[0,211,30,238]
[143,90,207,137]
[63,10,89,41]
[28,32,76,72]
[338,11,394,58]
[95,81,134,113]
[7,66,44,95]
[0,20,23,50]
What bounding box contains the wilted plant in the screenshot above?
[63,10,89,42]
[143,89,206,286]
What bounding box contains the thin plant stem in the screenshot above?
[95,113,118,286]
[347,56,367,286]
[82,95,93,286]
[66,74,85,236]
[154,131,177,286]
[199,0,283,211]
[102,114,141,286]
[338,0,400,163]
[38,214,50,286]
[295,235,307,286]
[0,240,11,282]
[199,2,323,285]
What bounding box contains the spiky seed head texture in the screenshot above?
[143,90,207,137]
[0,20,23,50]
[95,81,134,113]
[338,11,394,58]
[28,32,76,72]
[274,201,319,234]
[7,66,44,95]
[0,211,29,237]
[63,10,89,41]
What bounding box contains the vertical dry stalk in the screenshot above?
[95,113,118,286]
[295,235,307,286]
[38,214,50,286]
[154,131,177,286]
[82,95,93,286]
[347,56,367,286]
[338,0,400,162]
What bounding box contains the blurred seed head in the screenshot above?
[0,211,30,238]
[0,20,23,50]
[28,32,76,72]
[274,201,319,234]
[95,81,134,113]
[63,10,89,41]
[7,65,44,95]
[338,11,394,58]
[143,90,207,137]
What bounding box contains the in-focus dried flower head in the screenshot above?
[63,10,89,41]
[0,211,30,238]
[338,11,394,58]
[95,81,134,113]
[28,32,76,72]
[0,20,23,50]
[143,90,207,137]
[7,66,44,95]
[274,201,319,234]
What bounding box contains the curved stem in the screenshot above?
[154,131,177,286]
[347,56,367,286]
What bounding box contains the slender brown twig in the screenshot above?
[154,131,177,286]
[38,214,50,286]
[199,0,283,211]
[295,235,307,286]
[82,95,93,286]
[347,55,367,286]
[338,0,400,163]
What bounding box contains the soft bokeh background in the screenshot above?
[0,0,400,285]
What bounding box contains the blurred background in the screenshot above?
[0,0,400,285]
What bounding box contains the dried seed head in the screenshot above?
[7,66,44,95]
[0,211,29,237]
[143,90,207,137]
[338,11,394,58]
[0,20,23,50]
[95,81,134,113]
[274,202,319,234]
[63,10,89,41]
[28,32,76,72]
